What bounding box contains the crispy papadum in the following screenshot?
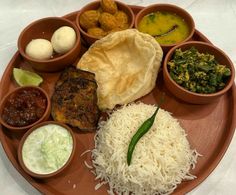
[77,29,163,110]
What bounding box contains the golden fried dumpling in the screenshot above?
[87,27,107,38]
[100,0,118,14]
[99,12,117,31]
[115,11,129,29]
[80,10,100,30]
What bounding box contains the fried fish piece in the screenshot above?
[51,67,100,131]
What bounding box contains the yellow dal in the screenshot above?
[138,11,190,45]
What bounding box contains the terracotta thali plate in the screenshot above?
[0,5,236,195]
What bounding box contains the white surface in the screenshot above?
[0,0,236,194]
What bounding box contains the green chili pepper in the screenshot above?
[127,101,163,166]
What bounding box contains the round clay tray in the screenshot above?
[0,5,235,195]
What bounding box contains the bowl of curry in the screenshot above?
[135,4,195,53]
[0,86,51,132]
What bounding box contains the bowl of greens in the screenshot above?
[163,41,235,104]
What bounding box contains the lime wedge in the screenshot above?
[13,68,43,86]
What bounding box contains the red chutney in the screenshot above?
[2,88,47,127]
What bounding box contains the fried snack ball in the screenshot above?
[115,11,129,29]
[100,0,118,14]
[80,10,100,30]
[99,12,117,31]
[97,7,103,13]
[87,27,107,38]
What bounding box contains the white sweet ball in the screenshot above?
[25,39,53,60]
[51,26,76,54]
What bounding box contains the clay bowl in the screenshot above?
[17,121,76,179]
[18,17,81,72]
[163,41,235,104]
[76,0,135,45]
[135,4,195,53]
[0,86,51,133]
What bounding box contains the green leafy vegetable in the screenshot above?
[168,47,231,93]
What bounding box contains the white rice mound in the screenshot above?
[92,102,200,195]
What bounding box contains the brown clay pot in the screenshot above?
[163,41,235,104]
[17,121,76,179]
[18,17,81,72]
[76,0,135,45]
[135,4,195,53]
[0,86,51,132]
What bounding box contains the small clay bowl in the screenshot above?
[0,86,51,132]
[76,0,135,45]
[18,121,76,179]
[135,4,195,53]
[18,17,81,72]
[163,41,235,104]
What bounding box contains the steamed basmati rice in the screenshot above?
[92,103,200,195]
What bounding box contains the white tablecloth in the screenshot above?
[0,0,236,194]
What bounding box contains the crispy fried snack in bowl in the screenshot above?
[76,0,135,45]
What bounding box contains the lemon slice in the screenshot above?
[13,68,43,86]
